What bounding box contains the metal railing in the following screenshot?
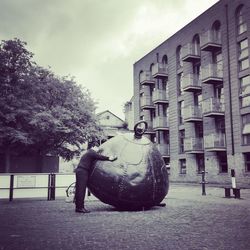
[0,173,75,201]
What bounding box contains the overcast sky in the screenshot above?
[0,0,219,119]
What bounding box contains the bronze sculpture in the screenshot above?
[88,121,169,210]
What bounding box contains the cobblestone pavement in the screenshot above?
[0,184,250,250]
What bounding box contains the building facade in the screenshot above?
[124,97,135,131]
[133,0,250,186]
[97,110,128,140]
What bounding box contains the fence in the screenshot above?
[0,173,75,201]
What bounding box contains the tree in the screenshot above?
[0,38,104,169]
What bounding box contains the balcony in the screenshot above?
[157,144,170,157]
[182,43,201,62]
[153,116,169,130]
[183,105,202,122]
[201,64,223,84]
[184,137,204,154]
[152,63,168,78]
[152,89,169,104]
[202,98,225,117]
[140,71,155,85]
[200,30,222,52]
[144,120,155,135]
[204,133,226,151]
[182,74,202,92]
[140,96,155,109]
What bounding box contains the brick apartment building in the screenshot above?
[133,0,250,186]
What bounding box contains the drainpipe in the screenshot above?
[225,4,235,155]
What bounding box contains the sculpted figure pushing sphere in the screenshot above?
[74,142,117,213]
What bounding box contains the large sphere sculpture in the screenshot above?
[88,121,169,210]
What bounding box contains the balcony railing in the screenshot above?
[200,29,222,52]
[204,133,226,151]
[184,137,204,153]
[182,43,201,62]
[183,105,202,122]
[140,71,155,85]
[202,98,225,117]
[153,116,169,130]
[152,63,168,78]
[182,74,202,92]
[152,89,169,103]
[201,63,223,84]
[143,120,155,134]
[157,144,170,157]
[140,96,154,109]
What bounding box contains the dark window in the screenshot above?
[217,152,228,173]
[176,46,183,69]
[179,101,185,125]
[244,153,250,172]
[195,122,203,138]
[179,130,185,153]
[179,159,186,174]
[196,154,205,174]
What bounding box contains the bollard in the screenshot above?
[201,170,206,196]
[9,175,14,202]
[50,174,56,200]
[47,174,51,200]
[224,187,231,198]
[233,188,241,199]
[231,169,236,189]
[47,173,56,201]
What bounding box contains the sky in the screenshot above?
[0,0,219,119]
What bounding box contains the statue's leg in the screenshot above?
[75,169,88,210]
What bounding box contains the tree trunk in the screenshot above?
[5,147,11,173]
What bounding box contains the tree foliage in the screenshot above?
[0,38,104,160]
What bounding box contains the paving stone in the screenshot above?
[0,184,249,250]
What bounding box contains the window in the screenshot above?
[150,109,155,121]
[244,153,250,172]
[139,71,143,89]
[212,21,221,43]
[193,62,201,79]
[241,95,250,108]
[195,122,203,138]
[162,104,167,117]
[176,46,183,69]
[217,152,228,173]
[214,84,224,104]
[236,5,247,35]
[238,39,249,71]
[179,100,185,124]
[194,92,202,107]
[240,75,250,96]
[216,117,225,134]
[196,154,205,174]
[242,114,250,145]
[179,130,185,153]
[213,51,223,77]
[178,72,184,96]
[179,159,186,174]
[193,34,200,55]
[162,55,168,67]
[163,131,169,144]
